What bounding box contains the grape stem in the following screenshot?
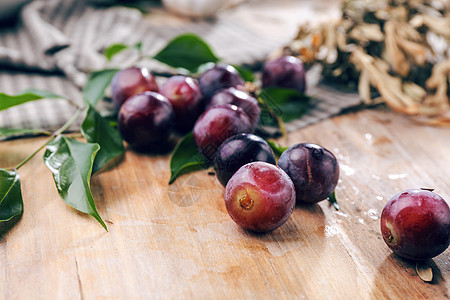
[13,107,85,171]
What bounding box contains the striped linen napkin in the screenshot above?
[0,0,360,133]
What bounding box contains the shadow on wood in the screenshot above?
[0,214,22,240]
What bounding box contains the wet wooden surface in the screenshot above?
[0,109,449,299]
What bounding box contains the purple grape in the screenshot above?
[160,75,203,132]
[262,56,306,93]
[278,143,339,204]
[111,67,159,109]
[193,104,254,161]
[381,189,450,260]
[225,162,296,232]
[213,133,276,187]
[118,91,174,150]
[208,87,260,128]
[198,64,245,101]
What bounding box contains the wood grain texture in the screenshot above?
[0,109,449,300]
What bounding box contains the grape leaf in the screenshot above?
[134,41,143,52]
[0,128,51,139]
[233,65,255,82]
[104,43,128,61]
[259,87,311,122]
[81,105,124,173]
[0,169,23,222]
[104,41,143,61]
[90,0,150,12]
[328,191,339,210]
[266,140,289,157]
[83,69,119,106]
[43,136,107,230]
[0,89,66,111]
[154,33,219,73]
[169,132,209,184]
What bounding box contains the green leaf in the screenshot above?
[0,128,51,139]
[104,43,128,61]
[259,87,311,122]
[134,41,143,52]
[328,191,339,210]
[266,140,289,157]
[83,69,119,106]
[115,2,149,13]
[233,65,254,82]
[91,1,150,13]
[258,106,279,128]
[0,169,23,222]
[154,33,219,73]
[81,105,124,173]
[0,89,66,111]
[169,132,209,184]
[43,136,107,230]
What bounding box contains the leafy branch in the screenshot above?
[0,88,123,229]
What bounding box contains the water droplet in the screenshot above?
[365,133,373,144]
[336,154,350,163]
[341,164,355,176]
[333,211,348,218]
[367,208,378,220]
[376,196,384,201]
[388,173,408,180]
[358,218,365,224]
[324,225,339,237]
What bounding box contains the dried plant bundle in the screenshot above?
[280,0,450,125]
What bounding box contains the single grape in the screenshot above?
[112,67,159,109]
[262,56,306,93]
[225,162,296,232]
[160,75,203,132]
[213,133,276,187]
[118,91,174,151]
[278,143,339,204]
[198,64,245,101]
[208,87,260,128]
[193,104,254,161]
[381,189,450,260]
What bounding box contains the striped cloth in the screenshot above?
[0,0,360,133]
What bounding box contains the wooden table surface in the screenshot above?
[1,1,449,299]
[0,109,449,299]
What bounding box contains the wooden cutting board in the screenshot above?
[0,109,449,299]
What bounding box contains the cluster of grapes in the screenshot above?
[112,56,306,153]
[113,64,252,152]
[110,55,450,259]
[111,55,341,233]
[222,142,339,232]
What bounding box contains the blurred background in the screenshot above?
[2,1,448,131]
[0,0,341,130]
